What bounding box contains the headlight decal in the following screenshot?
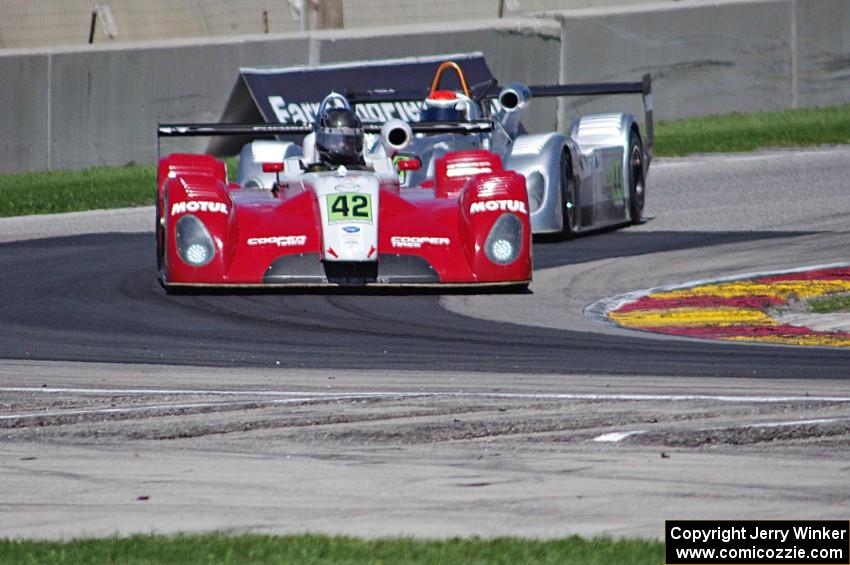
[484,213,523,265]
[175,214,216,267]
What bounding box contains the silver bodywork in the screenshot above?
[236,140,303,189]
[379,85,649,235]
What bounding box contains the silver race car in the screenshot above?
[351,61,654,237]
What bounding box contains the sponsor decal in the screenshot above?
[247,235,307,247]
[607,159,624,201]
[269,96,421,125]
[334,180,362,192]
[469,199,528,215]
[327,193,373,223]
[446,162,492,178]
[342,226,361,233]
[170,201,229,216]
[391,236,451,249]
[476,178,510,198]
[238,54,495,136]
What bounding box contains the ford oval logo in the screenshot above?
[342,226,360,233]
[334,181,361,192]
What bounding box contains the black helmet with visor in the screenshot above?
[315,97,364,166]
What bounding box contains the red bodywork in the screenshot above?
[156,149,532,288]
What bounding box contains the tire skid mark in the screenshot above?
[0,395,398,424]
[5,387,850,446]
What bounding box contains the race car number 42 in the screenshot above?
[327,193,373,223]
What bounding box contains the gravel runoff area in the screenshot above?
[2,361,850,540]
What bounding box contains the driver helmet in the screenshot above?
[420,90,465,122]
[315,107,364,166]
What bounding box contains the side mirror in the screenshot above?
[262,162,285,173]
[396,158,421,172]
[262,162,285,196]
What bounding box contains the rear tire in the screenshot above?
[560,147,578,239]
[628,130,645,224]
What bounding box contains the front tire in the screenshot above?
[628,130,645,224]
[156,193,164,274]
[156,188,169,284]
[560,147,578,238]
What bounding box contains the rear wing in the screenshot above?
[156,123,313,159]
[158,123,312,138]
[348,74,654,163]
[527,74,653,164]
[157,121,494,157]
[157,120,493,138]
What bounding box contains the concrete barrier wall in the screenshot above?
[796,0,850,108]
[1,36,311,173]
[554,1,795,121]
[0,1,302,49]
[0,53,49,171]
[552,0,850,122]
[0,19,561,173]
[0,0,680,49]
[49,37,311,171]
[0,0,847,173]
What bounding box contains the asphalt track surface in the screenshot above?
[2,146,850,540]
[0,233,842,377]
[1,211,849,376]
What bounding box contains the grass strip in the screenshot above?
[0,104,848,218]
[808,292,850,314]
[653,104,850,156]
[0,164,154,218]
[0,533,663,565]
[0,157,239,219]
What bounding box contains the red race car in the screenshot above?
[156,93,531,290]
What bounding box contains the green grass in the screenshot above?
[0,533,664,565]
[808,292,850,314]
[0,158,239,219]
[0,163,154,218]
[653,104,850,156]
[0,104,848,218]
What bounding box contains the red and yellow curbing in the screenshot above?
[608,267,850,347]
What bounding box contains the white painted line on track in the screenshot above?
[0,386,416,397]
[3,387,850,404]
[593,431,646,442]
[590,417,850,443]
